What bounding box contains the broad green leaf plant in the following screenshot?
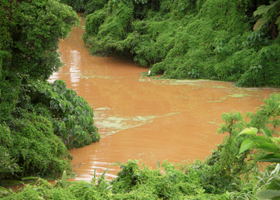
[238,94,280,199]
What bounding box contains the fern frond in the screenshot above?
[253,1,279,17]
[253,18,269,31]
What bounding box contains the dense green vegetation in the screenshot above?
[59,0,108,15]
[0,0,99,181]
[2,94,280,199]
[80,0,280,87]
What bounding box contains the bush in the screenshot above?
[1,112,72,179]
[84,0,280,87]
[0,125,21,179]
[0,0,100,180]
[3,161,240,199]
[26,79,100,149]
[0,79,100,179]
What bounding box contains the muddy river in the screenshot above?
[49,16,279,182]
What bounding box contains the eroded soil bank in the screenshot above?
[49,16,279,181]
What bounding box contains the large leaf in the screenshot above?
[238,127,258,136]
[239,139,255,154]
[258,189,280,199]
[267,178,280,190]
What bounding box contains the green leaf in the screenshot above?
[251,135,271,143]
[238,127,258,136]
[62,170,66,188]
[253,5,269,16]
[0,186,10,195]
[272,137,280,144]
[276,16,280,25]
[253,1,278,17]
[253,18,268,31]
[91,169,97,184]
[257,142,280,153]
[101,169,108,179]
[258,189,280,199]
[267,179,280,190]
[258,153,280,162]
[260,128,272,138]
[22,177,39,180]
[239,139,255,154]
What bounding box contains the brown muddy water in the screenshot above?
[48,16,279,182]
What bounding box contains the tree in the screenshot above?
[0,0,100,179]
[1,0,79,81]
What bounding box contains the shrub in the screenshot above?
[27,80,100,149]
[1,112,72,179]
[84,0,280,87]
